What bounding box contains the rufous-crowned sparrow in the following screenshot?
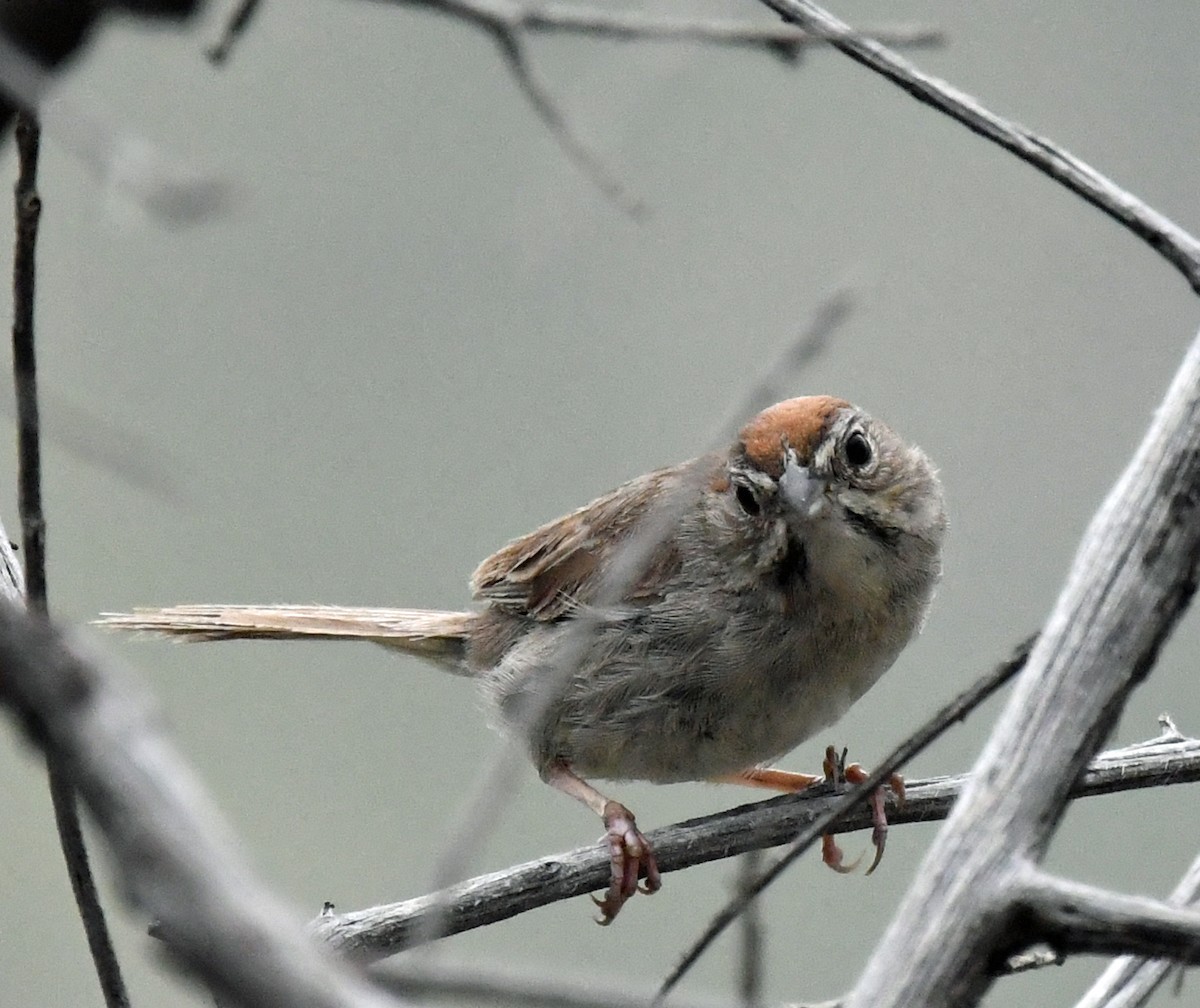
[101,395,946,921]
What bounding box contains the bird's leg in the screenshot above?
[713,745,904,875]
[544,762,661,924]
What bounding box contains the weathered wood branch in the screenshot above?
[316,731,1200,961]
[1012,869,1200,964]
[1074,848,1200,1007]
[0,603,400,1008]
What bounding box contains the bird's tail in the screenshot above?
[95,604,475,671]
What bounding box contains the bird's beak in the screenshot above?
[779,457,828,518]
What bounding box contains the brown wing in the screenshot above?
[470,458,711,621]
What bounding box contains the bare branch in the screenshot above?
[402,1,944,57]
[314,731,1200,962]
[0,602,402,1008]
[756,0,1200,294]
[487,23,647,219]
[207,0,263,64]
[1014,869,1200,965]
[374,958,731,1008]
[1075,842,1200,1008]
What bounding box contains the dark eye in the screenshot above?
[845,431,873,468]
[735,483,761,516]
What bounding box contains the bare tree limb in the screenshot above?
[1075,846,1200,1008]
[755,0,1200,294]
[314,730,1200,962]
[1014,868,1200,964]
[677,4,1200,1005]
[0,602,404,1008]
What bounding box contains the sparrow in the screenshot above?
[100,395,946,921]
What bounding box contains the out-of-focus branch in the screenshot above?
[403,1,943,57]
[0,0,200,133]
[0,602,401,1008]
[314,731,1200,962]
[374,958,731,1008]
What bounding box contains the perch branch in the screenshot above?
[314,730,1200,962]
[756,0,1200,294]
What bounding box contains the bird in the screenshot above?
[99,395,946,922]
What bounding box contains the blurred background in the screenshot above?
[2,1,1199,1005]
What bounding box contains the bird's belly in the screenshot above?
[546,633,898,783]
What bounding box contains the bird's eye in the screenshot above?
[735,483,761,516]
[844,431,873,468]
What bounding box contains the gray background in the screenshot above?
[2,1,1199,1005]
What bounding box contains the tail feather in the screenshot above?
[95,604,475,669]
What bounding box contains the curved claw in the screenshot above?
[821,832,864,874]
[591,801,660,924]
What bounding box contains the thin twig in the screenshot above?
[488,23,647,219]
[384,0,943,218]
[713,287,856,437]
[207,0,264,64]
[13,113,45,610]
[755,0,1200,293]
[11,111,132,1008]
[402,1,944,57]
[738,850,765,1008]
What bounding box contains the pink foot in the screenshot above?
[591,800,661,924]
[839,753,904,876]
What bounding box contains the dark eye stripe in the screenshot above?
[843,508,900,548]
